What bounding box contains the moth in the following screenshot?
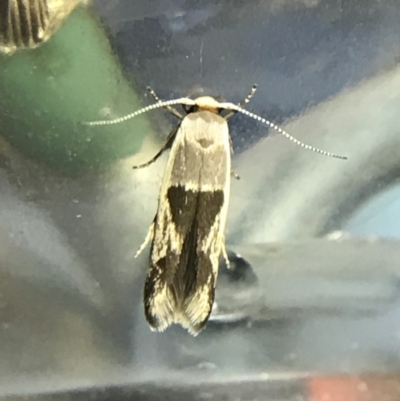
[87,85,346,335]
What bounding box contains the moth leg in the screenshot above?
[133,147,168,170]
[225,84,258,120]
[231,170,240,180]
[135,220,156,258]
[229,136,240,179]
[147,87,184,119]
[221,239,230,268]
[237,84,258,108]
[133,126,179,169]
[229,135,234,154]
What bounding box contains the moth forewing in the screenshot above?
[143,107,232,335]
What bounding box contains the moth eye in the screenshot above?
[184,105,198,114]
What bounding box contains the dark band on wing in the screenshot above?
[167,186,224,238]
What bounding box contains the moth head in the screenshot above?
[183,96,224,115]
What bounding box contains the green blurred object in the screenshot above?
[0,4,152,174]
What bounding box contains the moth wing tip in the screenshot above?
[186,320,207,336]
[145,313,171,333]
[144,281,214,335]
[180,290,214,336]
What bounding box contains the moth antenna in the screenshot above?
[84,98,195,126]
[220,103,347,160]
[146,86,184,119]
